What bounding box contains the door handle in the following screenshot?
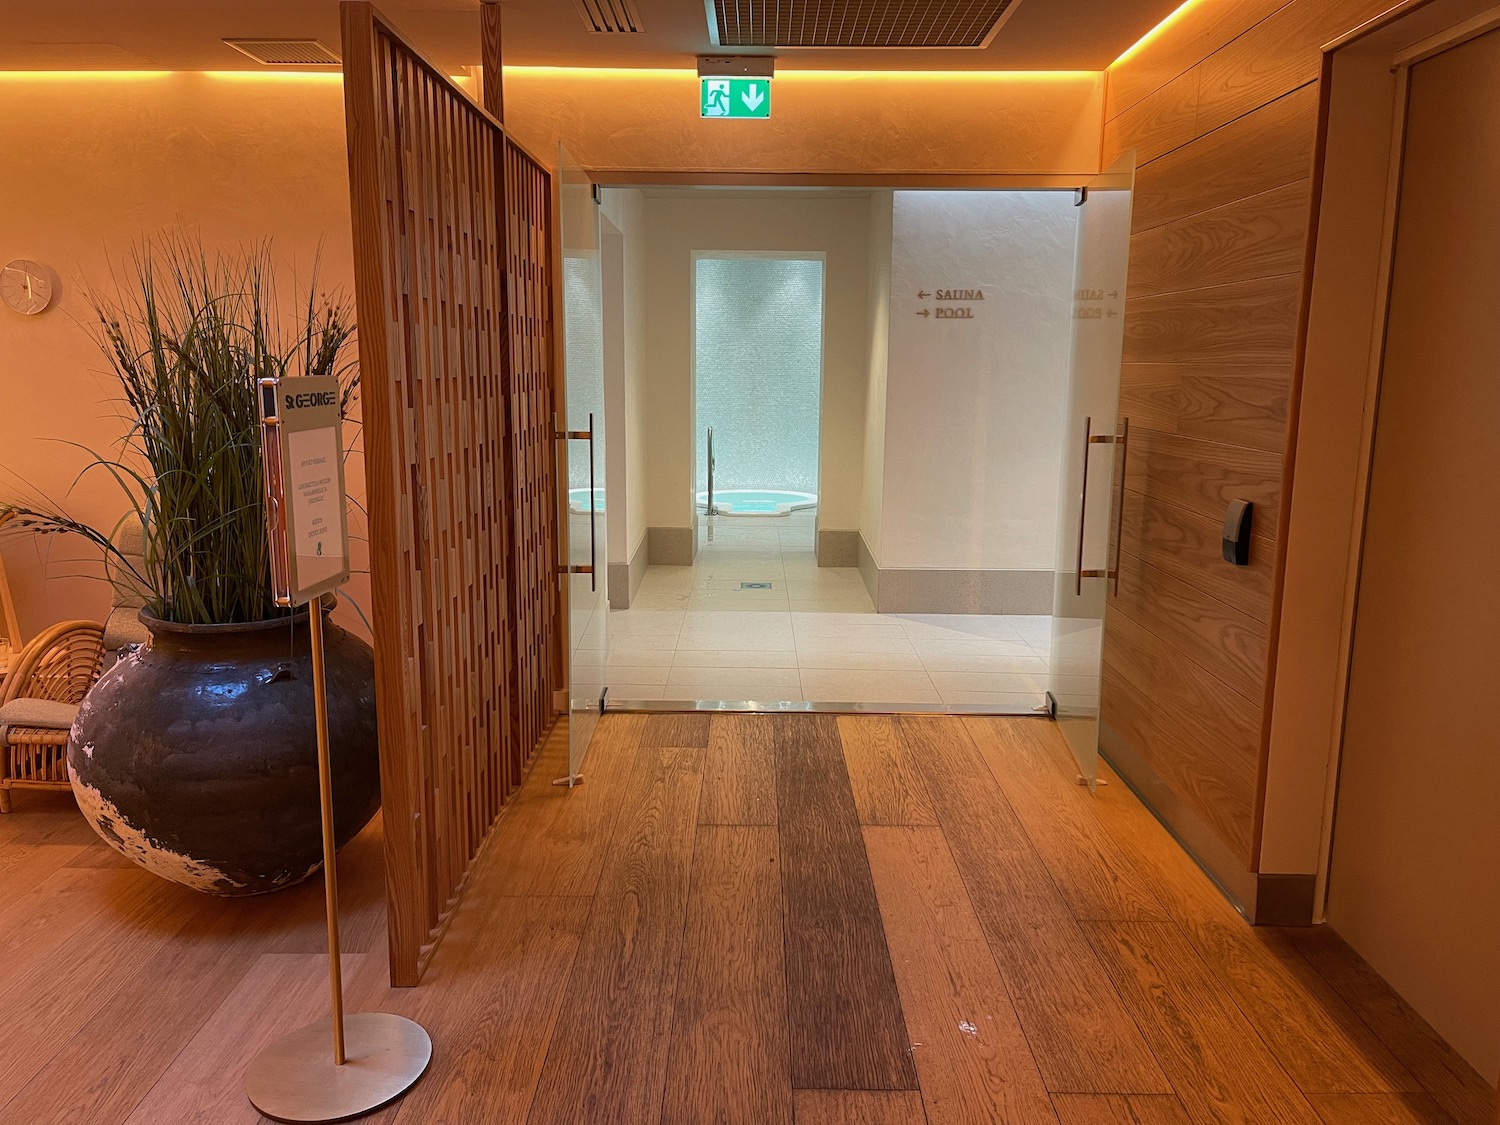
[1110,418,1129,597]
[586,412,596,593]
[554,412,598,592]
[1076,415,1120,596]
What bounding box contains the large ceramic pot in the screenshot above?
[67,601,380,896]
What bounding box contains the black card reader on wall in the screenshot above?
[1222,500,1254,566]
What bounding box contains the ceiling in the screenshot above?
[0,0,1181,72]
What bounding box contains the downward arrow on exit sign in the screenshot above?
[700,77,772,119]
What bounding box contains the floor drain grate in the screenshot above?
[740,582,773,590]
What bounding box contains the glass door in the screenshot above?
[558,145,607,782]
[1049,154,1136,788]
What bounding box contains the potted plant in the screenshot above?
[1,236,379,895]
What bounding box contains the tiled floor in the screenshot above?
[593,511,1052,707]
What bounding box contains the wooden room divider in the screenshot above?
[341,1,561,986]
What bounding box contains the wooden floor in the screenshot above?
[0,713,1493,1124]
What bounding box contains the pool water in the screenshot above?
[568,487,606,513]
[697,489,818,516]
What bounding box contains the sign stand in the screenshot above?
[246,375,431,1123]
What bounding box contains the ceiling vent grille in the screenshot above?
[222,38,342,66]
[710,0,1019,48]
[576,0,645,34]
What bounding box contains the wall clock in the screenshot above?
[1,260,54,315]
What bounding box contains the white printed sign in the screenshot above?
[258,375,350,607]
[287,427,345,591]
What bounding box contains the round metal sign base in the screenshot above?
[246,1013,431,1123]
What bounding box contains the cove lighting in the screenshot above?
[503,65,1095,82]
[202,71,343,81]
[0,71,171,80]
[1112,0,1206,68]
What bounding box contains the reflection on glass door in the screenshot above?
[1049,154,1135,789]
[558,145,607,782]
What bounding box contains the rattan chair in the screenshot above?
[0,515,24,692]
[0,620,106,812]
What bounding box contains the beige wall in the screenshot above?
[599,188,648,566]
[861,192,893,559]
[0,73,365,641]
[504,69,1103,178]
[639,191,875,536]
[1325,20,1500,1085]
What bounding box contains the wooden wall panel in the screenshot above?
[1121,428,1284,529]
[1123,274,1302,365]
[1107,0,1293,118]
[1196,0,1394,135]
[1118,363,1289,452]
[1117,488,1274,623]
[1110,552,1268,703]
[1102,0,1373,885]
[342,2,560,985]
[1102,66,1201,167]
[1126,181,1310,299]
[1132,83,1318,231]
[1100,664,1257,863]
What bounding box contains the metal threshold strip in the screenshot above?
[604,699,1049,717]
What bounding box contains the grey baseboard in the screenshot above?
[609,535,650,610]
[817,528,860,568]
[647,526,695,567]
[1100,721,1317,926]
[857,533,881,605]
[853,534,1049,614]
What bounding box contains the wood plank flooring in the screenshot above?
[0,714,1493,1124]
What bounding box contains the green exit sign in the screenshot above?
[700,77,771,119]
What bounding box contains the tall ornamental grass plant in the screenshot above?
[2,237,357,625]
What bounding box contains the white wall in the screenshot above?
[0,73,364,640]
[878,191,1077,572]
[639,191,873,535]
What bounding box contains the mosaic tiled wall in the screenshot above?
[694,256,825,495]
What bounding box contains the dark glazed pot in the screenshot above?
[68,602,380,896]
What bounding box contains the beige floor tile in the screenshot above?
[935,690,1044,710]
[796,651,926,671]
[794,633,916,656]
[664,666,804,700]
[605,684,667,701]
[927,670,1048,694]
[673,649,800,669]
[798,668,941,703]
[606,610,685,637]
[602,645,678,667]
[917,652,1050,674]
[602,662,672,685]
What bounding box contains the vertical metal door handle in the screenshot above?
[1111,418,1129,597]
[1075,416,1092,597]
[707,426,714,515]
[587,413,597,593]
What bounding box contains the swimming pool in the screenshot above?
[697,489,818,516]
[568,487,606,513]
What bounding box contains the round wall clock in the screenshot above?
[1,260,54,315]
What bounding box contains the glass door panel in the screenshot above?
[1049,154,1136,788]
[558,144,607,781]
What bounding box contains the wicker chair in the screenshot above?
[0,620,106,812]
[0,516,24,692]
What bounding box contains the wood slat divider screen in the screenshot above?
[341,0,560,986]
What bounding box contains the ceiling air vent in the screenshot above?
[710,0,1020,48]
[222,38,342,66]
[576,0,645,34]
